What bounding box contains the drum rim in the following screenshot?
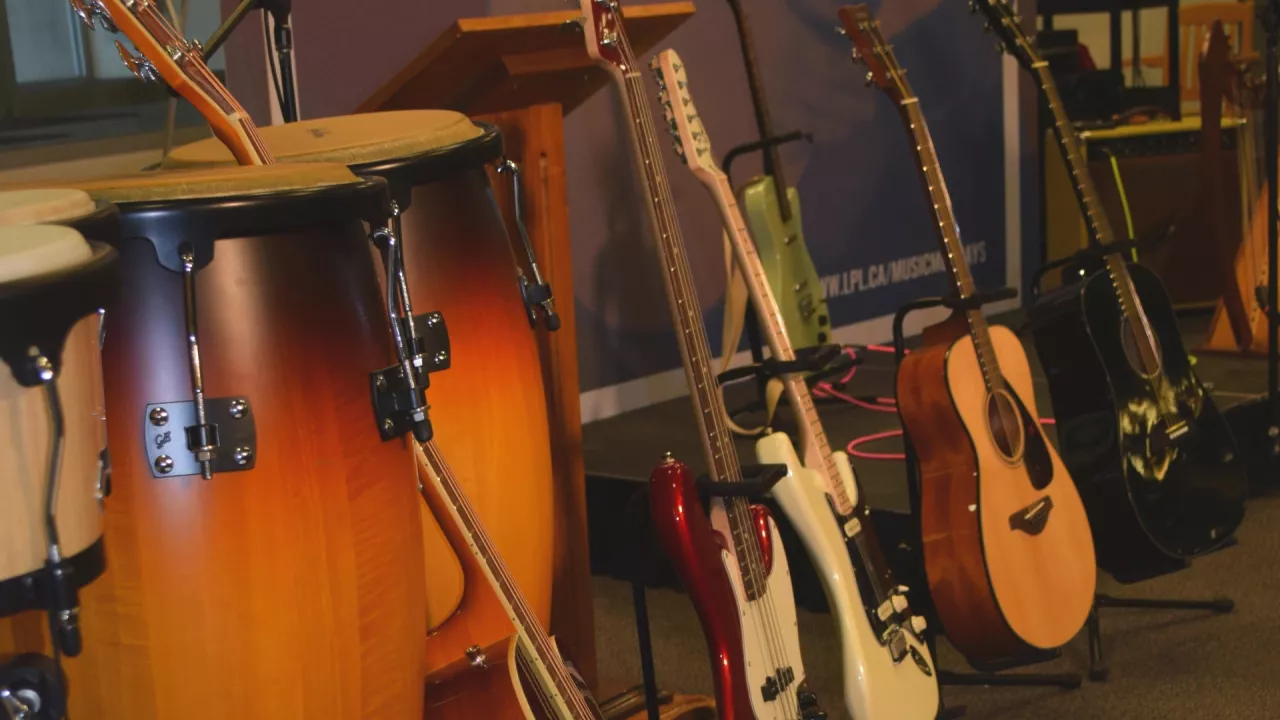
[106,177,392,275]
[345,123,503,209]
[0,538,105,620]
[0,241,118,387]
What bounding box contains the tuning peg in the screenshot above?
[70,0,116,31]
[560,17,585,33]
[864,71,874,86]
[115,41,160,83]
[851,48,861,63]
[835,26,846,36]
[968,0,978,12]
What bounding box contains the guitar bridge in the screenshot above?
[1008,496,1054,536]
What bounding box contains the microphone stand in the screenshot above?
[201,0,299,122]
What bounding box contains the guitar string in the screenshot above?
[621,43,803,710]
[426,441,598,719]
[619,23,801,710]
[421,441,596,719]
[614,22,799,715]
[420,442,599,719]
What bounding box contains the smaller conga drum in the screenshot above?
[165,111,558,648]
[0,216,117,720]
[3,165,427,720]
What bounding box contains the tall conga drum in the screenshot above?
[3,165,427,719]
[165,112,556,636]
[0,194,118,720]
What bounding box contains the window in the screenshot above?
[0,0,226,154]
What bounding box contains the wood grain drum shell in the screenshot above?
[0,168,428,719]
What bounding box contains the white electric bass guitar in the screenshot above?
[654,49,939,719]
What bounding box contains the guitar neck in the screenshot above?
[109,0,273,165]
[706,171,847,506]
[1031,63,1157,365]
[726,0,792,219]
[605,63,770,597]
[702,169,900,601]
[898,100,1005,390]
[417,442,603,720]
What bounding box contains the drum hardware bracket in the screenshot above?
[143,397,257,478]
[0,654,67,720]
[496,159,562,332]
[371,311,451,443]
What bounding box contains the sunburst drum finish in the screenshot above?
[1,167,427,719]
[164,113,556,632]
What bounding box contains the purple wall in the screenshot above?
[246,1,1011,401]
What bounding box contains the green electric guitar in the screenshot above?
[726,0,832,349]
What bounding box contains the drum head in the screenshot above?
[0,224,92,284]
[163,110,485,168]
[62,163,364,204]
[0,189,95,227]
[0,225,117,387]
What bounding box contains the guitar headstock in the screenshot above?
[578,0,628,72]
[838,5,913,105]
[68,0,268,164]
[969,0,1040,72]
[650,50,715,175]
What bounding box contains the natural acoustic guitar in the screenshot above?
[724,0,832,350]
[839,4,1097,669]
[655,48,938,718]
[973,0,1247,583]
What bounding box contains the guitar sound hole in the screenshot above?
[1120,316,1162,378]
[986,389,1024,464]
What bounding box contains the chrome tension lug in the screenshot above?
[495,159,561,332]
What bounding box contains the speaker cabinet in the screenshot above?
[1044,117,1242,307]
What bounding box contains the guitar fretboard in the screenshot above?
[418,442,603,720]
[609,58,768,599]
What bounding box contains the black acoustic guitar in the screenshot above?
[973,0,1247,582]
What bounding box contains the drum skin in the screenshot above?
[400,169,555,636]
[2,222,427,718]
[0,315,105,584]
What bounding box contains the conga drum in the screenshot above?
[0,205,117,720]
[165,112,556,637]
[3,165,427,719]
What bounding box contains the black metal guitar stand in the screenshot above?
[620,465,788,720]
[202,0,299,122]
[889,290,1083,716]
[1084,592,1234,682]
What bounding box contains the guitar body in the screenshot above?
[756,433,938,719]
[1033,265,1247,582]
[898,324,1096,669]
[647,460,764,720]
[741,178,831,348]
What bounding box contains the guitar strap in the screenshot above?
[719,228,786,436]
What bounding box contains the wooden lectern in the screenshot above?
[359,3,694,691]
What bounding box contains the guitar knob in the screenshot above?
[910,614,928,636]
[797,689,818,708]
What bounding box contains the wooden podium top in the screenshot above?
[358,2,695,116]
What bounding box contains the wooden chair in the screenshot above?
[1122,2,1254,109]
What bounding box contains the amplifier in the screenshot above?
[1044,117,1243,307]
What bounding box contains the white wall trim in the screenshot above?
[579,47,1026,425]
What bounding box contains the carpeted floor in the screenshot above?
[582,313,1279,719]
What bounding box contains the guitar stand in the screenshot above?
[1085,591,1235,682]
[718,330,863,420]
[620,465,788,720]
[890,291,1084,718]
